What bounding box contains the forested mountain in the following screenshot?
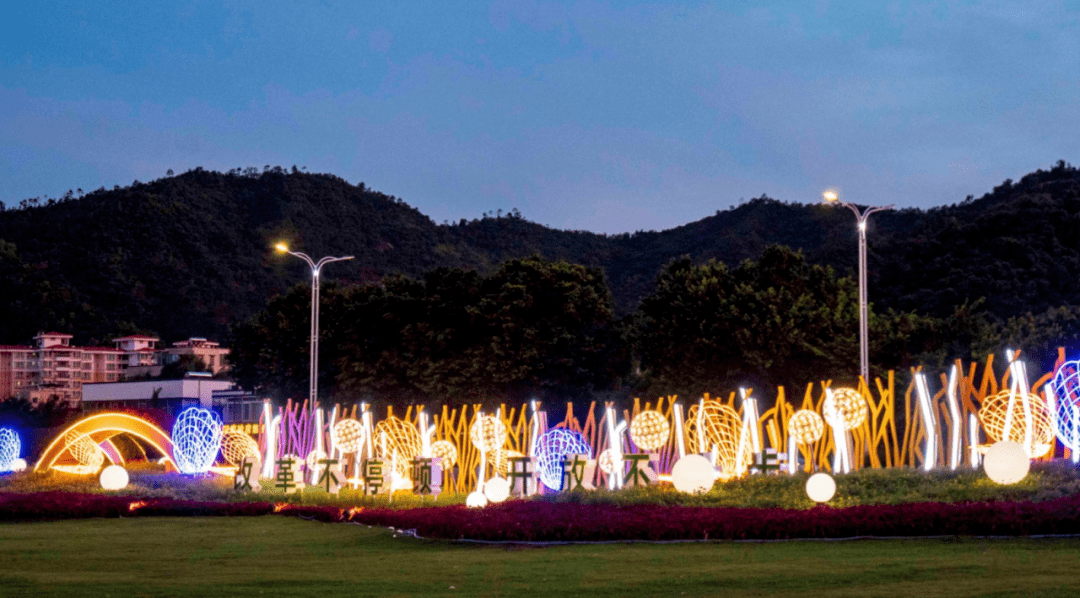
[1,161,1078,351]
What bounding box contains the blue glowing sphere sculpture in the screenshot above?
[171,407,223,474]
[0,428,20,472]
[1051,360,1080,448]
[535,428,591,491]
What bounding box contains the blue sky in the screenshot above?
[2,1,1077,233]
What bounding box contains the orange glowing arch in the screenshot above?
[34,412,176,473]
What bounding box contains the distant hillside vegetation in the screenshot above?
[0,161,1078,346]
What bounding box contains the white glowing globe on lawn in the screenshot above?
[983,440,1030,485]
[99,465,129,490]
[806,472,836,503]
[466,491,488,508]
[671,454,716,494]
[484,476,511,503]
[10,458,27,472]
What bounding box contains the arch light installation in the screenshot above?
[35,413,177,474]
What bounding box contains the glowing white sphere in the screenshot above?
[806,473,836,503]
[10,458,27,472]
[0,428,20,472]
[466,491,489,508]
[99,465,129,490]
[984,440,1030,485]
[484,476,511,503]
[670,454,716,494]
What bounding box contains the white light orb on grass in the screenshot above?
[99,465,129,490]
[806,473,836,503]
[10,458,27,472]
[671,454,716,494]
[466,491,488,508]
[484,476,511,503]
[983,440,1030,485]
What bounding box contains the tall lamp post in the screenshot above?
[275,243,354,404]
[822,191,893,387]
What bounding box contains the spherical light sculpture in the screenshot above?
[978,389,1054,457]
[684,401,750,478]
[305,449,328,472]
[373,416,423,478]
[171,407,223,474]
[629,410,670,451]
[806,472,836,503]
[983,440,1030,485]
[671,454,715,494]
[484,476,511,503]
[597,449,614,474]
[466,491,488,508]
[0,428,20,472]
[99,465,129,490]
[787,410,825,445]
[431,440,458,471]
[330,418,366,454]
[535,428,591,490]
[64,430,104,473]
[469,415,508,454]
[1049,360,1080,448]
[823,388,868,431]
[10,458,26,472]
[220,431,260,467]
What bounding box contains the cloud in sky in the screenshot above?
[1,1,1077,233]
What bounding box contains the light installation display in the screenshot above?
[822,387,868,430]
[220,431,260,467]
[629,410,670,451]
[99,464,129,490]
[978,389,1053,458]
[430,440,458,470]
[684,401,748,478]
[373,416,423,477]
[489,447,523,477]
[535,428,591,490]
[0,428,20,472]
[330,418,366,454]
[171,407,223,474]
[787,410,824,445]
[596,448,614,474]
[62,430,105,474]
[469,414,508,453]
[35,412,176,474]
[1050,360,1080,449]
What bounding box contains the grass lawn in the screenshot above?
[0,517,1077,597]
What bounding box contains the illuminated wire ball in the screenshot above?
[824,388,868,431]
[684,401,749,478]
[535,428,591,490]
[469,415,508,454]
[431,440,458,470]
[788,410,825,445]
[171,407,223,474]
[1050,360,1080,448]
[597,448,615,474]
[978,389,1053,458]
[0,428,19,472]
[220,431,260,467]
[629,410,670,451]
[373,416,423,477]
[331,418,366,454]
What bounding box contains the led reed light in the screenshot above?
[946,365,962,470]
[330,419,366,454]
[629,410,670,451]
[0,428,20,472]
[978,389,1053,458]
[171,407,223,475]
[823,387,868,431]
[914,372,937,471]
[536,428,591,490]
[787,410,824,445]
[430,440,458,470]
[469,414,508,454]
[685,401,750,478]
[373,416,423,478]
[220,431,260,467]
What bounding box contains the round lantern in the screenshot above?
[787,410,825,445]
[823,388,868,431]
[469,415,508,454]
[597,449,615,474]
[629,410,670,451]
[171,407,223,474]
[220,431,260,466]
[0,428,20,472]
[670,454,715,494]
[431,440,458,470]
[99,465,129,490]
[330,418,366,454]
[535,428,591,490]
[805,472,836,503]
[484,476,511,503]
[978,389,1054,457]
[983,440,1030,485]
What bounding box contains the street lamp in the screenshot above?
[822,190,893,387]
[274,243,354,404]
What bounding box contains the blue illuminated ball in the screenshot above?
[535,428,591,491]
[0,428,20,473]
[171,407,223,474]
[1051,360,1080,448]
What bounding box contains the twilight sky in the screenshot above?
[2,1,1078,234]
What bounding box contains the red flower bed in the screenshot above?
[348,494,1080,541]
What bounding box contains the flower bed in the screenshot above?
[4,490,1080,541]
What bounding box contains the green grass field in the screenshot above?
[1,517,1078,597]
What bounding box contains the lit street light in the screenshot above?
[274,243,354,404]
[822,191,893,387]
